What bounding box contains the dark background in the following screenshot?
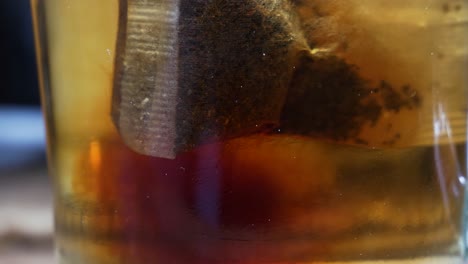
[0,1,39,106]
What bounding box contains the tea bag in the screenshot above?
[112,0,308,159]
[113,0,423,159]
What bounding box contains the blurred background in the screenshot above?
[0,1,53,263]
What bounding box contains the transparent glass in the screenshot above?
[31,0,468,263]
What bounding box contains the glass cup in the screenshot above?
[31,0,468,263]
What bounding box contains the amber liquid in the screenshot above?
[31,0,468,263]
[53,135,465,263]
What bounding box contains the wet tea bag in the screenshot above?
[113,0,425,159]
[112,0,308,159]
